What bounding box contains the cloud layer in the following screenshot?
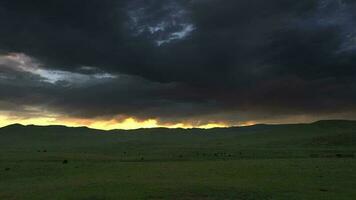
[0,0,356,126]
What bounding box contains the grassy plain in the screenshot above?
[0,120,355,199]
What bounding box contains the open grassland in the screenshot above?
[0,120,355,199]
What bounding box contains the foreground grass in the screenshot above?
[1,158,355,200]
[0,120,355,199]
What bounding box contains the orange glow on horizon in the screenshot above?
[0,115,231,130]
[238,121,257,127]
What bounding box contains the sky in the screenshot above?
[0,0,356,130]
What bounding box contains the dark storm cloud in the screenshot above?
[0,53,219,122]
[0,0,356,123]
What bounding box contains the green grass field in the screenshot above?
[0,120,355,199]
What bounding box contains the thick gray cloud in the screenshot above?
[0,0,356,124]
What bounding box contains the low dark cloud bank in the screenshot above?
[0,0,356,124]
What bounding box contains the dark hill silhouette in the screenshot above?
[1,120,355,149]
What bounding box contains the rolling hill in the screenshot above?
[0,120,355,199]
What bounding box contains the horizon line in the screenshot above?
[1,119,355,132]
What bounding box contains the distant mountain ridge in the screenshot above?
[1,119,356,133]
[0,119,355,159]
